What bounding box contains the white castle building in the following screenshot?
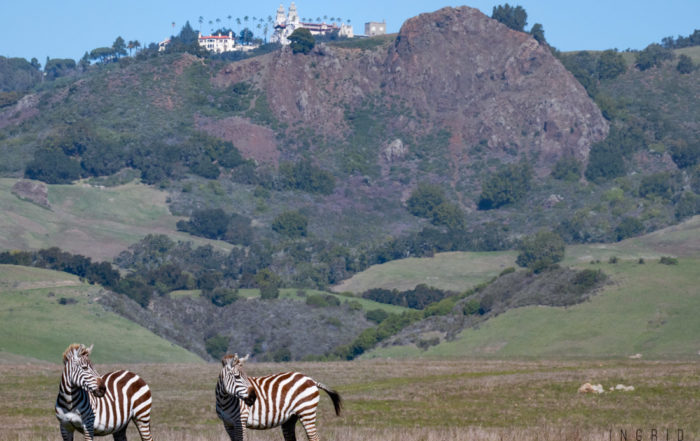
[270,2,353,45]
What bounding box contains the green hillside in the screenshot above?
[0,178,232,261]
[370,257,699,359]
[362,216,700,359]
[333,251,518,294]
[0,264,203,364]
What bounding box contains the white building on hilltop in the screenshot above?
[271,2,353,45]
[198,32,236,53]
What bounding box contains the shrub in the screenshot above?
[676,54,694,74]
[205,287,239,307]
[516,230,566,273]
[675,192,700,220]
[478,163,533,209]
[365,309,389,324]
[205,334,229,360]
[279,161,335,195]
[407,183,446,218]
[25,148,82,184]
[570,269,606,293]
[551,156,582,181]
[659,256,678,265]
[639,172,675,200]
[288,28,315,54]
[462,299,481,315]
[635,44,674,71]
[615,217,644,241]
[272,211,308,238]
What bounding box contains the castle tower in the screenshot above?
[275,4,286,26]
[288,2,300,27]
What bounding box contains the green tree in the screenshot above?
[25,149,82,184]
[288,28,315,54]
[491,3,527,32]
[478,163,533,210]
[255,269,281,299]
[112,36,127,58]
[239,28,254,45]
[615,217,644,241]
[44,58,76,80]
[529,23,545,44]
[406,183,446,218]
[205,334,229,359]
[272,211,308,238]
[676,54,694,74]
[597,49,626,80]
[516,230,566,273]
[551,156,582,181]
[635,43,673,71]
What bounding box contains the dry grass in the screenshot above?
[1,359,697,440]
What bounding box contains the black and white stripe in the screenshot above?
[55,344,153,440]
[216,353,342,441]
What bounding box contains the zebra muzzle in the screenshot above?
[243,387,256,406]
[93,379,106,397]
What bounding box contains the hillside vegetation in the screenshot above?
[0,264,202,363]
[0,178,232,260]
[363,216,700,359]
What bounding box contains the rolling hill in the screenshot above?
[0,264,203,363]
[362,216,700,359]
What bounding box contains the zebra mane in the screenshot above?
[62,343,92,363]
[221,353,249,367]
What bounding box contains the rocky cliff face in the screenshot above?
[211,6,607,173]
[384,6,608,165]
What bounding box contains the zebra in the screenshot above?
[216,353,342,441]
[55,343,153,441]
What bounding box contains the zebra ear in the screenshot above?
[240,354,250,363]
[85,344,94,355]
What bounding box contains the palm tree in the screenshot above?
[208,20,213,33]
[263,23,270,42]
[236,17,242,32]
[227,14,232,28]
[198,16,204,32]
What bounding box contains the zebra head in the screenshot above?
[220,353,256,406]
[62,343,106,398]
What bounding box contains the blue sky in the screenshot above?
[1,0,698,63]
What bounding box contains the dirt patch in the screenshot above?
[195,114,280,165]
[11,180,50,209]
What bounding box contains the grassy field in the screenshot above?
[1,358,697,440]
[0,178,232,261]
[0,264,202,364]
[332,251,518,294]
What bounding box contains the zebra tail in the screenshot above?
[316,382,342,416]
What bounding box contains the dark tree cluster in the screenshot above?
[25,125,246,185]
[661,29,700,49]
[279,160,336,195]
[0,248,119,291]
[585,125,646,182]
[406,183,465,230]
[176,208,253,245]
[361,284,457,310]
[491,4,527,32]
[478,162,533,210]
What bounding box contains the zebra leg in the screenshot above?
[112,427,127,441]
[298,414,320,441]
[133,417,154,441]
[281,415,298,441]
[224,421,246,441]
[59,424,75,441]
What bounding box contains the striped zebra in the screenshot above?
[216,353,342,441]
[55,344,153,441]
